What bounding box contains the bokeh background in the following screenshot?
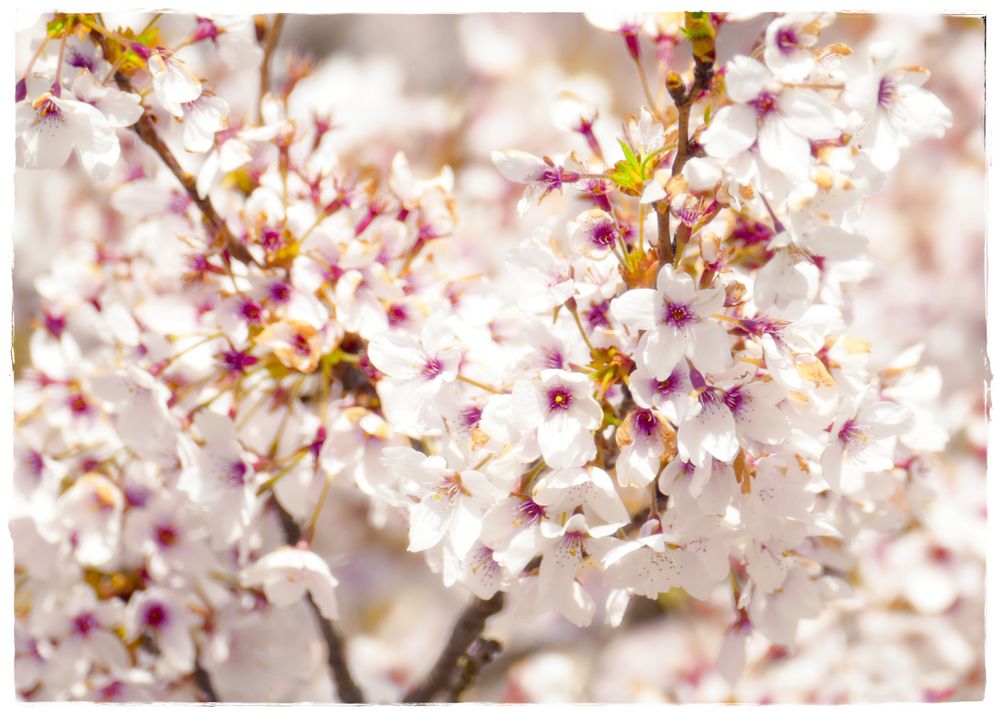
[13,12,986,702]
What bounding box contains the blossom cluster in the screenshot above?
[13,11,958,702]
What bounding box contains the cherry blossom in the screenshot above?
[241,545,341,620]
[511,369,604,469]
[15,91,120,179]
[610,264,731,378]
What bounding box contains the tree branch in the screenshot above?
[258,14,286,121]
[274,501,366,704]
[403,591,506,703]
[442,637,503,702]
[192,660,219,702]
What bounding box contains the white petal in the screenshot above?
[491,148,546,183]
[702,104,759,159]
[779,89,840,140]
[688,320,732,375]
[609,288,657,330]
[407,493,452,552]
[757,115,811,179]
[725,56,772,103]
[538,412,595,468]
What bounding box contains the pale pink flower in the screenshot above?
[610,264,731,379]
[511,369,603,469]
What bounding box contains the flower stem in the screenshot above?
[456,374,501,394]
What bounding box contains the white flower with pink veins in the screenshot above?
[367,317,462,437]
[610,264,732,379]
[177,410,257,548]
[491,149,584,215]
[179,93,230,153]
[146,49,202,118]
[241,545,341,621]
[602,511,729,602]
[821,387,912,493]
[762,13,832,81]
[700,55,842,180]
[614,407,674,488]
[536,513,619,627]
[381,446,507,558]
[124,587,200,677]
[845,41,953,171]
[511,369,604,469]
[15,91,120,180]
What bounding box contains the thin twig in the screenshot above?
[274,501,366,704]
[403,592,506,703]
[655,52,715,265]
[258,14,286,122]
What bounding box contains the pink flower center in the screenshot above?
[239,299,262,324]
[68,392,91,415]
[25,450,44,477]
[261,227,283,251]
[543,348,565,370]
[386,303,408,326]
[654,370,682,396]
[143,603,169,630]
[269,281,292,303]
[219,348,258,374]
[663,301,696,327]
[461,406,483,428]
[775,26,799,54]
[516,498,545,524]
[723,387,746,414]
[422,357,444,379]
[838,418,862,444]
[547,386,574,412]
[750,91,779,117]
[228,461,248,486]
[155,523,179,549]
[586,300,611,329]
[292,333,312,356]
[633,408,659,438]
[72,612,98,637]
[33,96,62,120]
[877,77,896,108]
[590,221,617,248]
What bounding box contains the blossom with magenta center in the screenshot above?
[547,386,574,412]
[610,264,731,380]
[751,91,779,117]
[663,301,697,328]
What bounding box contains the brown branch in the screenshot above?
[258,14,286,121]
[655,55,715,267]
[274,501,366,704]
[403,591,506,703]
[192,660,219,702]
[656,205,673,266]
[442,637,503,702]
